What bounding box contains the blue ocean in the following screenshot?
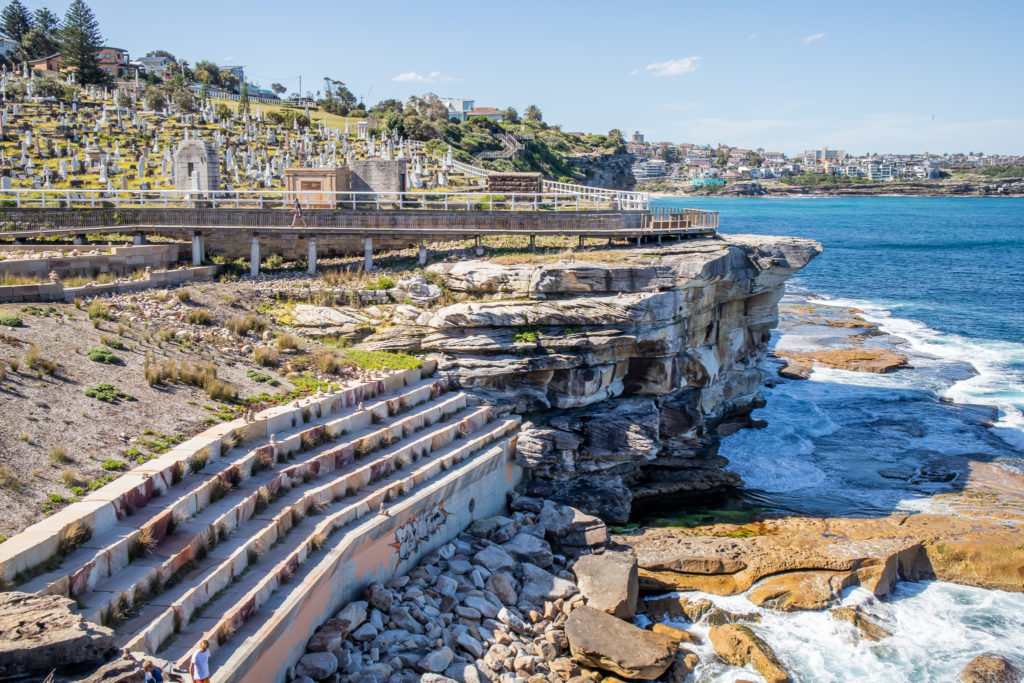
[650,196,1024,681]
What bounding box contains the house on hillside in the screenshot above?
[29,46,135,78]
[440,98,505,122]
[135,55,172,78]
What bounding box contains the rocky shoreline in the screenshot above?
[645,177,1024,198]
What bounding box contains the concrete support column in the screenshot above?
[577,235,584,248]
[636,236,642,245]
[250,236,260,277]
[307,238,317,275]
[657,234,662,244]
[529,235,536,252]
[363,237,373,272]
[417,244,428,266]
[474,236,484,257]
[72,235,84,245]
[191,233,204,266]
[133,233,145,245]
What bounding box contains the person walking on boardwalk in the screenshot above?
[189,639,211,683]
[291,196,307,228]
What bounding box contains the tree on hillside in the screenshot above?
[15,27,57,61]
[318,77,357,115]
[524,105,542,122]
[270,82,287,96]
[1,0,30,43]
[193,60,221,87]
[58,0,107,85]
[146,49,175,61]
[237,80,249,115]
[745,150,764,168]
[32,7,57,33]
[503,106,519,124]
[142,84,166,111]
[369,98,403,116]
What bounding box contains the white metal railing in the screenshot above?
[644,206,719,230]
[0,188,640,213]
[449,159,495,177]
[541,180,649,210]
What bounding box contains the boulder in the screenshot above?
[362,581,394,612]
[71,660,144,683]
[473,545,517,573]
[564,605,678,680]
[485,571,519,606]
[503,533,554,568]
[828,606,892,641]
[572,552,638,620]
[709,624,790,683]
[540,500,609,556]
[651,623,702,645]
[0,591,115,680]
[519,563,577,608]
[419,647,455,673]
[295,651,339,680]
[959,654,1023,683]
[747,570,848,611]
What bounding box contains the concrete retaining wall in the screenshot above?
[0,265,219,303]
[0,244,189,280]
[216,435,521,683]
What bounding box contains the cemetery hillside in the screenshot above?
[6,3,1022,683]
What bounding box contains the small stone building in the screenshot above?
[348,159,407,194]
[486,172,542,194]
[284,167,351,207]
[173,140,220,192]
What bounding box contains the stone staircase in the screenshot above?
[2,360,522,680]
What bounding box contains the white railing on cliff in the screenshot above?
[0,188,640,212]
[449,159,495,177]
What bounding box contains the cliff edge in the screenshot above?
[357,235,822,522]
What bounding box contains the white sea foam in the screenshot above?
[816,296,1024,450]
[655,582,1024,682]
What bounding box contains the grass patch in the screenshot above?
[100,334,125,350]
[101,458,126,471]
[87,301,113,321]
[48,446,72,466]
[85,382,135,403]
[343,349,421,371]
[186,309,213,325]
[246,369,279,385]
[0,315,23,327]
[86,346,119,363]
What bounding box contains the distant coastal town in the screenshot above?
[626,131,1024,196]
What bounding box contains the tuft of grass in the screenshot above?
[0,315,23,327]
[60,469,81,488]
[48,446,72,466]
[100,334,125,350]
[274,333,301,351]
[0,465,20,491]
[176,289,192,303]
[101,458,126,471]
[87,301,113,321]
[226,314,267,337]
[253,346,279,367]
[187,309,213,325]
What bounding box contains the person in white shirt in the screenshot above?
[189,639,211,683]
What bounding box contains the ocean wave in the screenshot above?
[814,296,1024,450]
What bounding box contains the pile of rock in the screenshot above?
[294,497,616,683]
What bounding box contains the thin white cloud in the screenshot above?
[222,56,236,62]
[748,33,757,40]
[803,33,825,44]
[642,57,701,77]
[392,71,460,83]
[629,68,639,76]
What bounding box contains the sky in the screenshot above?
[58,0,1024,155]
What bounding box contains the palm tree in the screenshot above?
[524,105,542,122]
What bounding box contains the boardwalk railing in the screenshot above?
[0,189,645,213]
[541,180,649,211]
[642,206,719,231]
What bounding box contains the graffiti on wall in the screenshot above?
[390,501,451,561]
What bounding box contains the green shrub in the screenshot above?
[100,335,125,350]
[246,369,279,385]
[513,329,541,344]
[87,301,112,321]
[263,253,285,270]
[101,459,126,471]
[366,275,396,290]
[86,346,119,363]
[85,383,134,403]
[0,315,23,327]
[176,289,192,303]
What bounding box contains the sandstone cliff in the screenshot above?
[357,235,822,522]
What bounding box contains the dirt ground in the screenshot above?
[0,278,357,540]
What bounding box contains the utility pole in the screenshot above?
[298,75,302,102]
